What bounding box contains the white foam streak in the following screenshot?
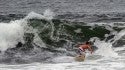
[0,61,124,70]
[114,46,125,52]
[111,29,125,44]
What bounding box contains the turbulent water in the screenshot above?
[0,0,125,70]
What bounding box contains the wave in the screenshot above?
[0,10,125,64]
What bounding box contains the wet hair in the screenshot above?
[85,41,91,45]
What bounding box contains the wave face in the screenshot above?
[0,10,125,64]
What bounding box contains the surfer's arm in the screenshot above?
[88,46,93,54]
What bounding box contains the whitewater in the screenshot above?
[1,0,125,69]
[0,9,125,70]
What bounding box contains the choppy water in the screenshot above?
[0,53,125,70]
[0,0,125,70]
[1,0,125,14]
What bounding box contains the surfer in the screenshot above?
[78,41,93,57]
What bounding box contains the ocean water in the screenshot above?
[0,0,125,70]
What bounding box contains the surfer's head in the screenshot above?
[85,41,91,45]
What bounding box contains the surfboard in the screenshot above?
[74,54,85,62]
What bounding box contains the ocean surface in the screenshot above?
[0,0,125,70]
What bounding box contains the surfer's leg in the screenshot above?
[78,49,82,55]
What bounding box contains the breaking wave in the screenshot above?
[0,9,125,64]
